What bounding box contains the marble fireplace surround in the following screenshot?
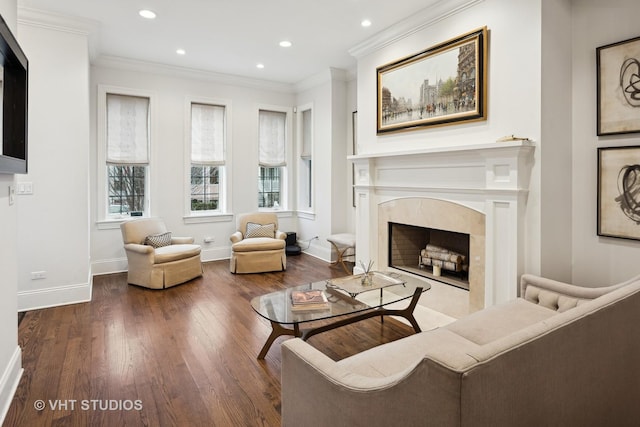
[381,198,485,310]
[350,141,535,312]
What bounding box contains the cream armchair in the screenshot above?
[120,218,203,289]
[230,212,286,274]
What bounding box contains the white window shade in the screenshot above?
[300,109,312,159]
[106,94,149,164]
[259,110,286,167]
[191,103,225,165]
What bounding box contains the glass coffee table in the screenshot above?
[250,271,431,359]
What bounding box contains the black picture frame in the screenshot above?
[596,35,640,136]
[597,145,640,240]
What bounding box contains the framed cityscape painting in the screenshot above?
[376,26,487,134]
[598,145,640,240]
[597,35,640,135]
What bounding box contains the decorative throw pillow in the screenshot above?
[144,231,172,248]
[245,222,275,239]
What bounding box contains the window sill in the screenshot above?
[183,212,234,224]
[96,217,138,230]
[258,209,294,218]
[297,210,316,220]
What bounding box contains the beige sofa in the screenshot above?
[282,274,640,426]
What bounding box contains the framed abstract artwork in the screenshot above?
[597,35,640,135]
[597,145,640,240]
[376,27,487,134]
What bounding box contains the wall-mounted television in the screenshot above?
[0,14,28,174]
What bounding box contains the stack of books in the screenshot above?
[290,289,329,311]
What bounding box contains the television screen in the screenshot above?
[0,13,28,174]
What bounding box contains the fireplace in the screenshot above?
[350,141,535,312]
[388,222,470,290]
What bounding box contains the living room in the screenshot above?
[2,0,640,425]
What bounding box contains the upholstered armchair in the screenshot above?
[229,212,286,274]
[120,218,203,289]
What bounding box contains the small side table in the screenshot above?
[327,233,356,273]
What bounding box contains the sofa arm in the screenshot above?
[230,231,243,244]
[123,243,154,255]
[171,236,195,244]
[123,243,155,269]
[281,338,464,427]
[275,230,287,240]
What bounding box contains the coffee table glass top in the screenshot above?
[250,271,431,326]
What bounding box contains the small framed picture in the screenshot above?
[597,145,640,240]
[596,35,640,135]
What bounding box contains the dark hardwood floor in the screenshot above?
[3,254,414,427]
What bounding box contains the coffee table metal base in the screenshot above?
[257,287,423,359]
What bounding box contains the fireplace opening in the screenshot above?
[388,222,470,290]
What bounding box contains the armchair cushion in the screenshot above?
[246,222,276,238]
[144,231,172,248]
[154,244,202,263]
[232,237,285,252]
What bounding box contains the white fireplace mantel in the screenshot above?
[350,140,535,310]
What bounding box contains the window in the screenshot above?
[106,93,150,217]
[190,103,225,213]
[298,107,313,210]
[258,166,280,208]
[258,109,287,209]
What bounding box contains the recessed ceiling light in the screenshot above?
[176,49,186,55]
[279,40,292,48]
[361,19,372,27]
[139,9,157,19]
[256,63,265,69]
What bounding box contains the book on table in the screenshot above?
[290,289,329,311]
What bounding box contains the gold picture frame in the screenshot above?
[377,27,488,134]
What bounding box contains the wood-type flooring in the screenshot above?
[4,254,414,427]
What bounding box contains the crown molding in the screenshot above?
[348,0,484,59]
[93,55,297,94]
[17,7,99,36]
[294,67,353,92]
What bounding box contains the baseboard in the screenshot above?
[0,346,23,426]
[301,244,331,263]
[91,257,127,276]
[200,246,231,262]
[17,282,92,312]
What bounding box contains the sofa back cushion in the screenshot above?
[522,285,588,312]
[445,299,556,345]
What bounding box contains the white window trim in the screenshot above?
[296,102,314,214]
[96,85,156,225]
[257,103,293,211]
[184,95,232,220]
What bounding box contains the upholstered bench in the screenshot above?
[326,233,356,273]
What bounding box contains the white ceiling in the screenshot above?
[17,0,436,85]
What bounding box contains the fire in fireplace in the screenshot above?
[388,222,470,290]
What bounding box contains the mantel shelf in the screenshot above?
[348,140,535,161]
